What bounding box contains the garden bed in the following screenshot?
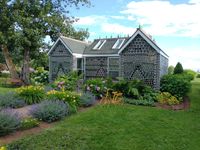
[0,122,53,145]
[155,96,190,110]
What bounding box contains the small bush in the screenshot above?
[124,97,155,106]
[30,100,68,123]
[16,86,45,104]
[30,67,49,85]
[20,118,39,130]
[80,92,96,107]
[183,69,196,81]
[53,71,82,91]
[0,70,10,78]
[157,92,180,105]
[112,79,153,99]
[0,92,26,108]
[84,78,113,98]
[0,109,21,136]
[196,74,200,78]
[160,74,191,98]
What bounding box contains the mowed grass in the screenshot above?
[0,87,15,94]
[5,79,200,150]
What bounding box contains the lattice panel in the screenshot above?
[49,41,73,81]
[50,41,71,56]
[120,34,159,88]
[85,57,108,78]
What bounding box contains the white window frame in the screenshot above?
[112,39,125,49]
[93,40,106,50]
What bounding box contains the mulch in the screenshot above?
[155,96,190,110]
[0,122,53,146]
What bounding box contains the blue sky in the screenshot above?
[70,0,200,71]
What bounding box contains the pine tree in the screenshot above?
[174,62,183,74]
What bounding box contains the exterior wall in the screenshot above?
[49,41,73,81]
[159,54,168,78]
[120,34,160,89]
[85,57,108,78]
[108,57,120,78]
[72,56,77,71]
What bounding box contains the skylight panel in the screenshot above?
[93,40,106,50]
[112,39,125,49]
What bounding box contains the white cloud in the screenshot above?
[167,48,200,71]
[121,0,200,37]
[189,0,200,4]
[101,23,135,35]
[74,15,107,26]
[110,15,126,20]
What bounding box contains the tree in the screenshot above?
[168,65,174,74]
[1,0,90,84]
[0,0,19,79]
[174,62,184,74]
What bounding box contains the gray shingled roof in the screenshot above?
[60,36,89,54]
[83,37,130,55]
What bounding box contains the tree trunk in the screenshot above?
[21,48,30,85]
[1,44,19,79]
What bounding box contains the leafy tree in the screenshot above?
[168,65,174,75]
[0,0,19,79]
[0,0,90,84]
[174,62,183,74]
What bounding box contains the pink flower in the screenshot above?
[87,86,90,91]
[96,86,100,91]
[60,81,65,85]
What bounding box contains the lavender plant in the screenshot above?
[0,92,26,108]
[0,109,21,136]
[29,100,68,123]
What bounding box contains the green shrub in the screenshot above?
[124,97,155,106]
[0,77,11,87]
[168,65,174,74]
[20,118,39,130]
[174,62,183,74]
[0,109,21,136]
[31,67,49,85]
[16,86,45,104]
[80,92,96,107]
[157,92,180,105]
[112,79,153,99]
[197,74,200,78]
[30,100,68,123]
[160,74,191,98]
[54,71,82,91]
[0,92,26,108]
[47,90,80,112]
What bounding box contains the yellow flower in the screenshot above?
[0,146,6,150]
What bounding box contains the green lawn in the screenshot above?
[0,87,15,94]
[5,79,200,150]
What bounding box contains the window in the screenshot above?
[108,57,119,78]
[93,40,106,50]
[112,39,125,49]
[77,58,83,75]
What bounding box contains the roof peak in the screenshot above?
[94,36,129,41]
[60,36,89,45]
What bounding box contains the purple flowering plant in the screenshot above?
[0,109,22,136]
